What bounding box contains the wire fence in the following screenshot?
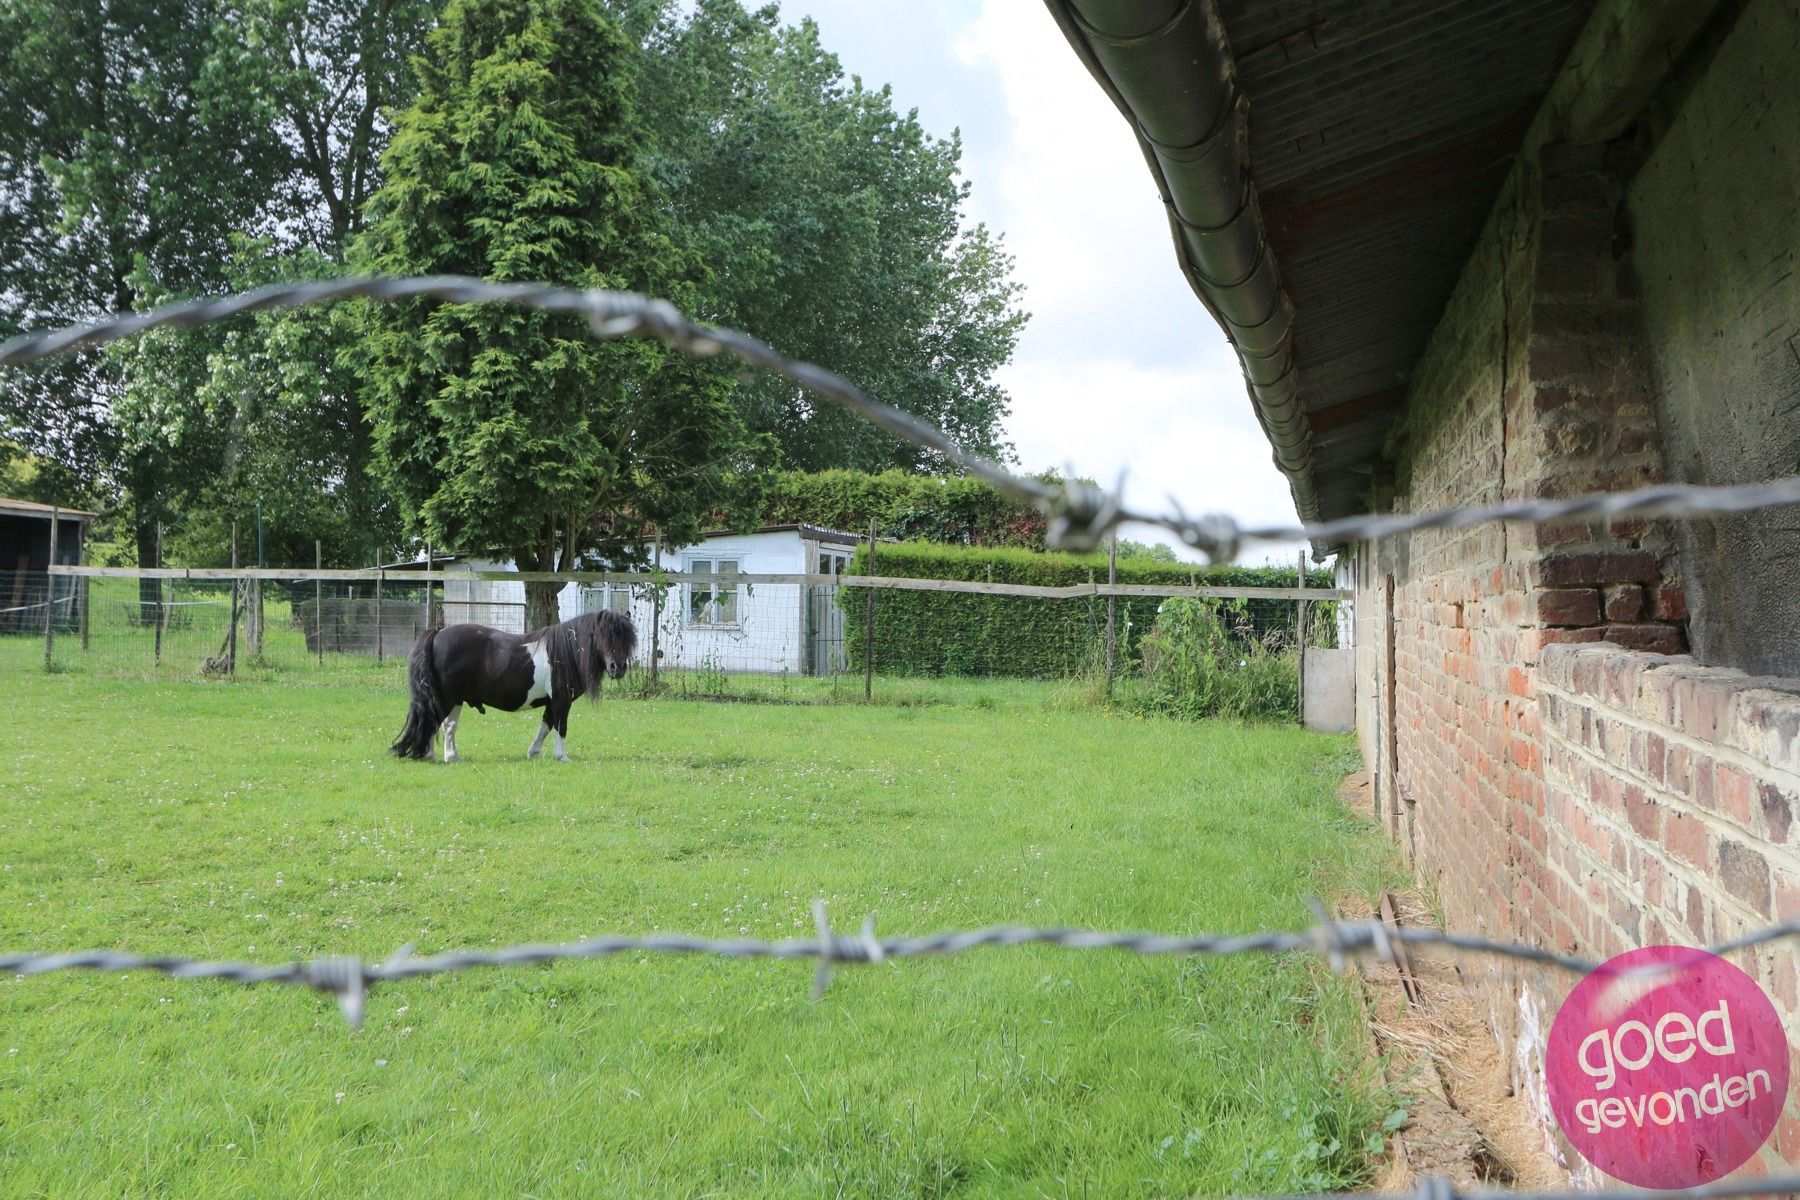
[8,277,1800,1195]
[16,565,1342,711]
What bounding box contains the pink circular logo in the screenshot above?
[1546,946,1788,1188]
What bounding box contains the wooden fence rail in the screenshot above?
[49,564,1345,603]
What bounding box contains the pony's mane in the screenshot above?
[545,609,637,704]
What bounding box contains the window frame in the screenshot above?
[684,555,744,628]
[580,583,632,616]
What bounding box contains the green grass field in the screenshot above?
[1,642,1401,1198]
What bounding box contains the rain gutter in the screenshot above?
[1042,0,1323,545]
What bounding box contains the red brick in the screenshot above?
[1534,550,1660,586]
[1675,677,1732,740]
[1536,520,1601,547]
[1776,876,1800,922]
[1718,841,1773,918]
[1714,765,1754,828]
[1536,627,1607,652]
[1759,783,1794,844]
[1621,787,1660,839]
[1695,761,1717,811]
[1531,384,1586,415]
[1603,624,1685,655]
[1534,587,1600,626]
[1667,813,1709,870]
[1773,1112,1800,1165]
[1602,583,1645,621]
[1607,517,1650,540]
[1651,584,1688,620]
[1684,886,1707,940]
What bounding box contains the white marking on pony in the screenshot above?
[527,721,549,759]
[524,640,552,705]
[553,729,569,762]
[442,703,463,763]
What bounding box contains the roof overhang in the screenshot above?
[0,497,96,520]
[1044,0,1599,553]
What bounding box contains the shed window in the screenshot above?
[581,585,631,616]
[687,557,741,626]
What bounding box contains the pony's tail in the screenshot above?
[391,629,443,760]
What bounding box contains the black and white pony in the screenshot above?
[390,610,637,763]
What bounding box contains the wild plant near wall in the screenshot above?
[1124,598,1299,721]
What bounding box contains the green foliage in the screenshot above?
[757,468,1049,546]
[0,0,294,534]
[840,541,1332,679]
[1115,539,1178,562]
[105,238,405,568]
[1121,598,1299,722]
[352,0,772,624]
[631,0,1027,471]
[0,0,428,552]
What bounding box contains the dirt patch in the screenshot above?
[1337,771,1568,1193]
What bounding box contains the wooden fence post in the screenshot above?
[249,500,263,657]
[78,525,89,652]
[1296,549,1308,723]
[374,554,384,664]
[154,522,166,667]
[648,531,662,688]
[1106,532,1117,695]
[43,506,57,669]
[227,520,240,675]
[863,519,878,703]
[315,540,324,665]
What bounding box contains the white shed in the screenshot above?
[436,524,866,676]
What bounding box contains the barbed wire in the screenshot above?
[6,275,1800,561]
[6,905,1799,1196]
[9,903,1797,1031]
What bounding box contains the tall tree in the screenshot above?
[627,0,1028,472]
[0,0,430,568]
[355,0,771,627]
[110,239,405,568]
[0,0,289,564]
[245,0,437,253]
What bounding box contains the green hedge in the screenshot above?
[760,469,1050,547]
[841,542,1334,679]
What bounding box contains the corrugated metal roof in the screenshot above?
[1047,0,1596,544]
[1224,0,1593,528]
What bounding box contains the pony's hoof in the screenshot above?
[554,752,571,763]
[444,752,461,764]
[525,746,540,760]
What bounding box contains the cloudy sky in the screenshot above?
[781,1,1312,567]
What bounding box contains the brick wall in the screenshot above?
[1538,643,1800,1170]
[1350,0,1800,1178]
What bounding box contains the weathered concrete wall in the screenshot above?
[1301,647,1353,733]
[1627,0,1800,675]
